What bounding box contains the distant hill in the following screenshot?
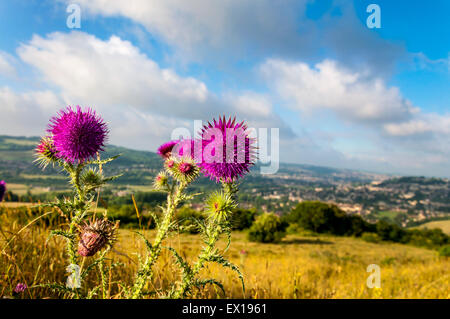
[2,135,449,223]
[0,134,387,187]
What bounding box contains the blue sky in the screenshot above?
[0,0,449,177]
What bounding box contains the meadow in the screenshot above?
[1,203,448,299]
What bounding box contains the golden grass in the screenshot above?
[414,220,450,235]
[1,208,448,299]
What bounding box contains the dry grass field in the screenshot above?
[414,220,450,235]
[1,204,448,299]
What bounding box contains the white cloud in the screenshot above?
[261,59,419,124]
[412,52,450,72]
[17,32,214,119]
[0,52,16,77]
[69,0,310,60]
[225,92,272,118]
[384,114,450,137]
[0,86,62,136]
[12,31,295,150]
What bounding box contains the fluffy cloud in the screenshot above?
[18,32,214,119]
[0,52,16,77]
[67,0,312,61]
[0,86,62,136]
[261,59,418,124]
[383,113,450,154]
[11,31,294,150]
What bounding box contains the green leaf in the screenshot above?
[87,154,121,165]
[195,278,225,295]
[207,254,245,293]
[133,231,152,252]
[164,246,192,276]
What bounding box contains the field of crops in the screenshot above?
[1,204,448,299]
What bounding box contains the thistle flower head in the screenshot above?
[165,156,199,184]
[197,116,256,183]
[47,106,108,163]
[179,162,193,174]
[164,158,175,170]
[14,283,27,293]
[157,140,179,159]
[205,191,236,222]
[0,180,6,202]
[153,171,169,190]
[35,136,60,169]
[77,218,117,257]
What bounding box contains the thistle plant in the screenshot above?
[129,155,200,298]
[34,106,121,298]
[130,116,256,299]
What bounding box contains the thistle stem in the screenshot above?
[130,181,186,299]
[98,250,109,299]
[174,181,237,298]
[174,224,222,298]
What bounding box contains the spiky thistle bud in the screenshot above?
[77,218,117,257]
[164,158,175,170]
[165,156,199,184]
[153,171,169,190]
[35,136,60,169]
[80,168,103,193]
[205,191,236,222]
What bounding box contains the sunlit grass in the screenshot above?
[1,206,448,299]
[414,220,450,235]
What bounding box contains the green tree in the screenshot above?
[248,212,287,243]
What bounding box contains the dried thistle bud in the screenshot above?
[77,218,117,257]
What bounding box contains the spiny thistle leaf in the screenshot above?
[164,246,192,276]
[195,278,225,295]
[32,283,78,297]
[81,254,109,279]
[133,231,152,252]
[86,286,101,299]
[87,154,121,165]
[102,173,123,183]
[49,229,75,240]
[148,211,160,229]
[207,254,245,293]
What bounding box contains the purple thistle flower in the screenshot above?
[0,180,6,202]
[157,139,195,159]
[47,106,108,163]
[178,162,193,174]
[14,283,27,293]
[157,140,179,159]
[197,116,256,183]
